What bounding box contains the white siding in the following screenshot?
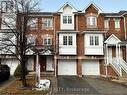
[58,60,77,75]
[60,5,74,30]
[82,60,100,75]
[1,13,16,29]
[85,34,104,55]
[0,33,16,54]
[59,33,77,55]
[1,59,19,75]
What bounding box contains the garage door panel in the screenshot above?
[58,60,77,75]
[82,61,100,75]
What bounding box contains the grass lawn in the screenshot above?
[0,76,49,95]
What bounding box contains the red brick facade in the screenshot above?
[0,2,127,77]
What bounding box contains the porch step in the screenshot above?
[41,72,54,77]
[28,71,54,77]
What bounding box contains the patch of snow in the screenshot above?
[36,79,50,90]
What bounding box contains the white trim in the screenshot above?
[57,2,77,13]
[105,34,121,44]
[82,2,103,13]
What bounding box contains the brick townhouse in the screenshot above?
[0,1,127,78]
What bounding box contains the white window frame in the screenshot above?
[115,19,120,29]
[43,18,53,28]
[63,35,73,46]
[87,16,97,26]
[43,37,52,46]
[62,15,72,24]
[89,35,99,46]
[104,19,109,29]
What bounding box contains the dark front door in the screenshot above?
[112,46,116,57]
[39,56,46,72]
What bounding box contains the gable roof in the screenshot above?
[105,34,121,44]
[57,2,78,13]
[82,2,103,13]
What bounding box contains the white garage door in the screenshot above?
[1,59,19,75]
[82,60,100,75]
[58,60,77,75]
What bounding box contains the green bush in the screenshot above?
[14,64,28,78]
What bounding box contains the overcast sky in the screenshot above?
[38,0,127,13]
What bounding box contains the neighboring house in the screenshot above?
[0,1,127,78]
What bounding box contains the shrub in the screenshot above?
[0,64,10,82]
[14,64,28,78]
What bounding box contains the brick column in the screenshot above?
[77,59,82,77]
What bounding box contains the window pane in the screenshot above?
[63,36,67,45]
[95,36,99,45]
[115,19,120,28]
[87,17,90,25]
[92,17,96,25]
[63,16,67,24]
[68,16,72,24]
[104,20,109,28]
[90,36,94,45]
[44,39,47,45]
[43,19,52,28]
[68,36,73,45]
[48,39,51,45]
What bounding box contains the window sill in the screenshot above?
[87,25,97,29]
[115,28,120,31]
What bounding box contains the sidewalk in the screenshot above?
[0,76,16,92]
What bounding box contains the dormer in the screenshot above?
[83,2,103,28]
[58,2,77,30]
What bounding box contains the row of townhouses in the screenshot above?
[0,1,127,78]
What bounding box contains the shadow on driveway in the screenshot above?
[57,76,100,94]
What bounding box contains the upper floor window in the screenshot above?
[87,16,97,26]
[89,35,99,46]
[43,37,52,45]
[115,19,120,29]
[1,14,16,29]
[28,18,37,30]
[43,19,53,28]
[104,19,109,29]
[63,16,72,24]
[27,36,36,45]
[63,35,73,46]
[1,1,13,13]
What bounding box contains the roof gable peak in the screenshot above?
[57,2,77,13]
[82,2,103,13]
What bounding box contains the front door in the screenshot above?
[39,56,46,72]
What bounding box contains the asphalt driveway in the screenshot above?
[55,76,127,95]
[57,76,99,94]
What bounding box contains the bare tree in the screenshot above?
[0,0,39,87]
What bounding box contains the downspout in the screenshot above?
[123,16,126,40]
[122,15,127,62]
[76,14,78,31]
